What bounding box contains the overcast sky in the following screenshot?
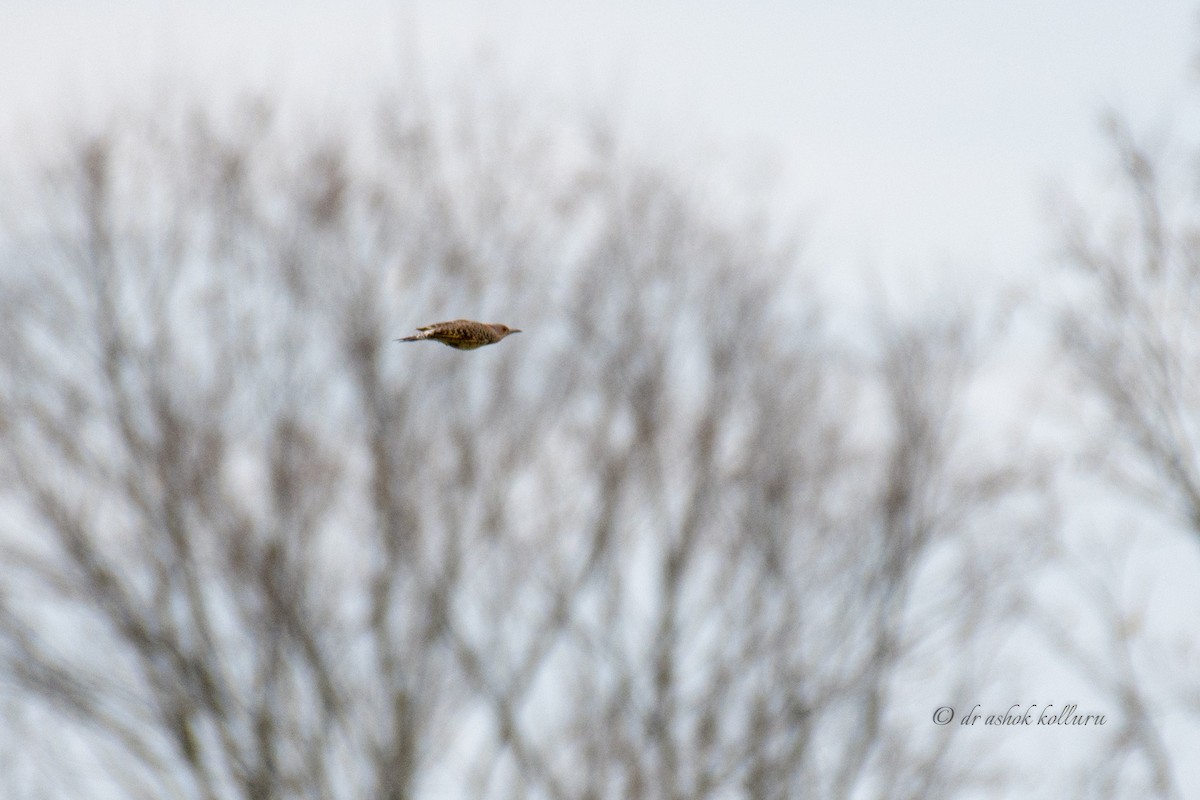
[3,0,1197,287]
[4,5,1199,790]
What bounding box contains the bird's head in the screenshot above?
[493,324,521,339]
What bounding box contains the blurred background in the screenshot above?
[1,2,1199,798]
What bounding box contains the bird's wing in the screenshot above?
[428,323,481,344]
[417,319,469,332]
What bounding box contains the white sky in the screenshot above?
[4,4,1200,792]
[2,0,1198,287]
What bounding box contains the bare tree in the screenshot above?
[1046,112,1200,799]
[0,84,1027,799]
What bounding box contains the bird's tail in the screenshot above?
[395,334,425,342]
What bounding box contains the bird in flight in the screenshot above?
[395,319,522,350]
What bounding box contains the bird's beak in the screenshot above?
[511,329,522,334]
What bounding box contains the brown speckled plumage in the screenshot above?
[395,319,521,350]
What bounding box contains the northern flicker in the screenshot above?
[395,319,522,350]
